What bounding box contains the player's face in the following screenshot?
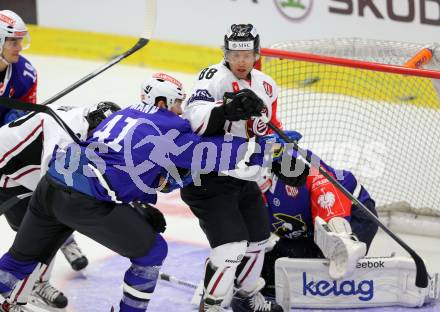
[157,99,183,115]
[2,38,24,63]
[169,99,183,115]
[225,50,258,79]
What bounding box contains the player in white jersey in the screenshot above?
[181,24,308,312]
[0,102,120,312]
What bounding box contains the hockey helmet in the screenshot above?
[0,10,30,53]
[224,24,260,54]
[140,73,186,109]
[86,101,121,130]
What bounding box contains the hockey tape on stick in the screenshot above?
[0,192,32,216]
[404,48,433,69]
[266,121,429,288]
[41,0,157,106]
[159,272,198,290]
[0,97,82,144]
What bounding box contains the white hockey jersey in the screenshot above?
[182,62,282,138]
[0,105,89,191]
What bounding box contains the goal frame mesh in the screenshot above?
[257,39,440,236]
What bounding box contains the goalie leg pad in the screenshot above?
[275,256,439,309]
[261,237,322,297]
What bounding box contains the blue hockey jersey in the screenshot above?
[48,103,271,204]
[0,55,37,125]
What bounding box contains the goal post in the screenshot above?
[257,38,440,237]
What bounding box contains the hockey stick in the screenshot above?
[266,121,429,288]
[41,0,157,106]
[0,97,82,144]
[0,0,157,139]
[0,192,32,216]
[159,272,198,289]
[0,0,157,215]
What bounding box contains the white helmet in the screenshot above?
[140,73,186,109]
[0,10,29,53]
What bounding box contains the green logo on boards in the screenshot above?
[274,0,313,21]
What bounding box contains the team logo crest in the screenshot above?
[0,13,16,26]
[317,191,336,216]
[187,89,215,104]
[263,81,273,97]
[273,213,307,239]
[285,185,299,198]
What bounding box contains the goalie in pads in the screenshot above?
[258,133,439,309]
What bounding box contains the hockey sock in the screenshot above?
[0,252,38,298]
[235,240,267,293]
[120,234,168,312]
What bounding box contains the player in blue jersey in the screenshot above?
[0,72,298,312]
[0,10,37,126]
[257,132,378,298]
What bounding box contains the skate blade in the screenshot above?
[27,298,66,312]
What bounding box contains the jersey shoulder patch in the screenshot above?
[187,89,215,105]
[252,69,277,98]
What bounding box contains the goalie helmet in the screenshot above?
[0,10,30,53]
[86,101,121,130]
[224,24,260,54]
[140,73,186,109]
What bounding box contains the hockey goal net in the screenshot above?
[258,38,440,236]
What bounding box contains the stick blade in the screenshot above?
[142,0,157,40]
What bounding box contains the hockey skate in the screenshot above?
[60,239,88,271]
[29,281,68,309]
[230,278,283,312]
[0,301,30,312]
[199,297,226,312]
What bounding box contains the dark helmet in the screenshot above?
[224,24,260,54]
[86,101,121,130]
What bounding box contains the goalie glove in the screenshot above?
[314,216,366,280]
[222,89,264,121]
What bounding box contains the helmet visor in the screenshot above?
[4,33,30,50]
[224,50,259,64]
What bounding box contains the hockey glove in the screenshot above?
[222,89,264,121]
[159,167,193,193]
[133,202,167,233]
[272,153,309,187]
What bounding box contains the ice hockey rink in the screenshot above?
[1,54,440,312]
